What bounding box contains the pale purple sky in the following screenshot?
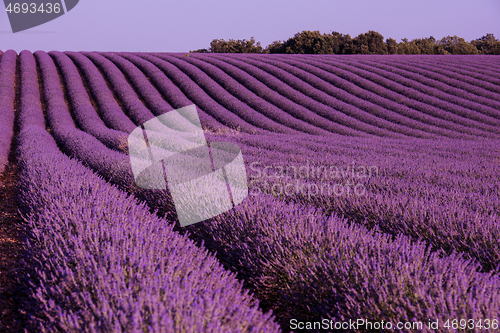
[1,0,499,52]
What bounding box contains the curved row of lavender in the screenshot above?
[16,50,279,333]
[152,54,367,137]
[52,52,497,263]
[134,53,297,135]
[98,52,233,134]
[0,50,16,173]
[372,56,500,98]
[42,49,499,272]
[18,49,498,330]
[35,50,182,222]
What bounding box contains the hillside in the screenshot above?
[0,51,499,332]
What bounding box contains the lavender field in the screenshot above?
[0,50,499,332]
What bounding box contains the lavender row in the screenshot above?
[36,51,142,190]
[344,57,500,118]
[238,133,500,217]
[436,55,500,68]
[97,53,173,115]
[37,51,207,205]
[201,130,500,270]
[64,52,212,150]
[34,51,500,272]
[134,53,281,135]
[285,56,500,136]
[40,97,500,331]
[197,130,499,213]
[19,51,46,129]
[37,52,500,326]
[0,50,17,173]
[99,52,232,134]
[460,57,500,72]
[38,96,500,332]
[210,54,476,138]
[318,55,500,121]
[81,52,162,126]
[165,54,367,137]
[16,120,279,331]
[49,51,130,153]
[79,52,212,155]
[113,52,233,134]
[213,54,476,139]
[306,55,500,133]
[273,54,500,136]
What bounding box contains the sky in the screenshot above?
[0,0,499,52]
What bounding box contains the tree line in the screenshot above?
[191,31,500,55]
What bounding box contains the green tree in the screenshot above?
[194,32,492,56]
[471,34,500,55]
[209,37,263,53]
[272,30,352,54]
[353,31,388,54]
[439,36,478,55]
[282,30,323,54]
[342,34,355,54]
[386,38,398,54]
[397,38,420,54]
[265,40,285,54]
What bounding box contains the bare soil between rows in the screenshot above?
[0,159,29,332]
